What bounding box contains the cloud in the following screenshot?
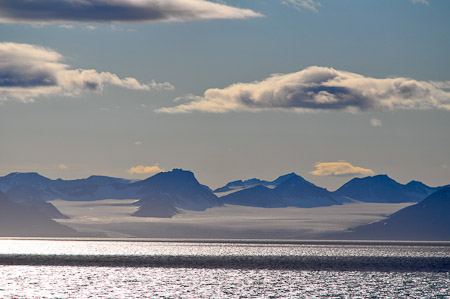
[281,0,426,12]
[158,66,450,114]
[128,164,163,175]
[134,141,142,145]
[370,118,383,127]
[311,161,375,177]
[282,0,321,12]
[0,0,262,24]
[411,0,429,4]
[441,164,448,169]
[58,163,68,169]
[0,42,174,102]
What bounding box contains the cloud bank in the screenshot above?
[158,66,450,113]
[128,164,163,175]
[0,0,262,24]
[311,161,375,177]
[0,42,173,102]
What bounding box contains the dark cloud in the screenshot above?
[0,0,262,24]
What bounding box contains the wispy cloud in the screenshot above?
[58,163,68,170]
[282,0,321,12]
[311,161,375,177]
[282,0,428,13]
[0,0,262,24]
[370,118,383,127]
[0,42,173,102]
[128,164,163,175]
[411,0,429,5]
[158,66,450,114]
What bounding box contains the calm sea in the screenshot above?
[0,239,449,298]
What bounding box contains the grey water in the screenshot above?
[0,239,450,298]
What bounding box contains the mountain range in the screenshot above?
[0,169,448,239]
[0,171,442,209]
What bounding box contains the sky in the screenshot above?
[0,0,449,190]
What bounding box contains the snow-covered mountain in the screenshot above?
[334,174,437,203]
[221,173,352,208]
[339,186,450,240]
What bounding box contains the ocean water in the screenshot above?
[0,239,449,298]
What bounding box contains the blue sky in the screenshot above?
[0,0,449,190]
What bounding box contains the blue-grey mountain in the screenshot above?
[338,187,450,240]
[334,175,437,203]
[221,173,352,208]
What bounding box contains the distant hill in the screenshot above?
[0,191,79,237]
[337,187,450,240]
[334,175,437,203]
[222,173,352,208]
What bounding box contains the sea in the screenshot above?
[0,239,449,298]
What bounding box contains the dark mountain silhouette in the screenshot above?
[132,169,221,213]
[334,174,436,203]
[214,173,298,193]
[0,191,78,237]
[222,173,352,208]
[337,187,450,240]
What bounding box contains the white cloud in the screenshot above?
[58,163,68,169]
[370,118,383,127]
[128,164,163,175]
[0,0,262,24]
[441,164,448,169]
[311,161,375,177]
[134,141,142,145]
[158,66,450,114]
[282,0,321,12]
[0,42,174,102]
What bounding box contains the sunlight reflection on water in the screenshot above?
[0,266,449,298]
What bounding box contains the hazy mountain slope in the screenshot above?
[0,191,79,237]
[339,187,450,240]
[21,199,69,219]
[133,198,180,218]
